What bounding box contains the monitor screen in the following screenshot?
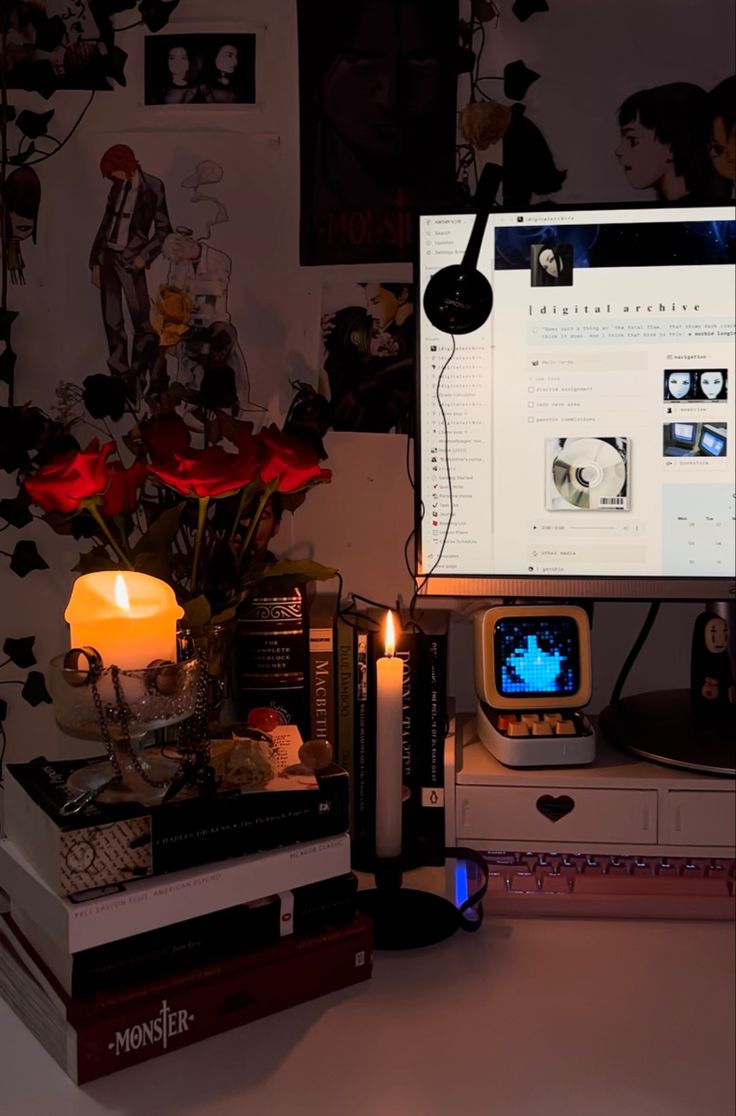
[416,204,736,599]
[671,423,697,446]
[494,615,580,698]
[700,425,727,457]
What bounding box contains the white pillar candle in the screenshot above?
[64,572,183,670]
[375,610,404,859]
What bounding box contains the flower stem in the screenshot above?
[237,482,277,570]
[228,481,259,543]
[191,497,209,593]
[85,503,134,569]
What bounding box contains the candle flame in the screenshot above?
[114,573,131,612]
[384,610,396,657]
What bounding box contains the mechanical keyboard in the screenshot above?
[456,852,736,921]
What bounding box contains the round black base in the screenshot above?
[600,690,736,776]
[356,887,459,951]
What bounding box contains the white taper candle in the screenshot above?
[375,610,404,859]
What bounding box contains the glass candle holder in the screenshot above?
[49,655,202,809]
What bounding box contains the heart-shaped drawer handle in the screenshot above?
[536,794,575,822]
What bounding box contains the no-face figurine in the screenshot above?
[690,610,736,713]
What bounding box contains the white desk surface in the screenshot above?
[1,902,734,1116]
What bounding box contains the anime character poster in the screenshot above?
[297,0,459,265]
[29,131,289,423]
[319,280,415,433]
[474,0,735,206]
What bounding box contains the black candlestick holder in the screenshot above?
[355,847,488,951]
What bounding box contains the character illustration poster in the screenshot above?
[470,0,735,206]
[297,0,459,266]
[9,131,287,418]
[319,280,415,433]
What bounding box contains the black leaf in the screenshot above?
[16,109,55,139]
[70,511,101,540]
[0,308,18,344]
[0,496,33,529]
[503,60,540,101]
[22,60,59,100]
[456,48,476,75]
[139,0,182,33]
[82,373,129,421]
[104,45,129,88]
[0,697,7,722]
[9,541,49,578]
[7,148,36,166]
[283,382,331,459]
[0,348,16,385]
[0,406,50,473]
[87,1,116,51]
[199,366,238,413]
[95,0,137,12]
[33,432,81,467]
[21,671,52,708]
[3,637,37,669]
[34,15,66,52]
[512,0,549,20]
[0,106,16,124]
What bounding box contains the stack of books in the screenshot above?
[0,725,372,1083]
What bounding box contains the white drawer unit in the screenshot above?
[446,715,736,859]
[458,785,657,846]
[662,791,736,848]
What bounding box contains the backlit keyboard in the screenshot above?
[457,852,736,921]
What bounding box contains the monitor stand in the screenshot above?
[599,690,735,776]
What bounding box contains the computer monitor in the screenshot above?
[699,424,727,458]
[671,423,697,448]
[416,203,735,600]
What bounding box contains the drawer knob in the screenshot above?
[536,794,575,822]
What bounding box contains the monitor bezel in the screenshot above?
[414,199,736,602]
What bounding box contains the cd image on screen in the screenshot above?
[494,616,580,697]
[545,436,629,511]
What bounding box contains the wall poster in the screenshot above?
[297,0,459,265]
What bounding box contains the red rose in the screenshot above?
[24,439,115,515]
[100,459,147,517]
[255,425,332,493]
[140,414,191,464]
[148,446,261,499]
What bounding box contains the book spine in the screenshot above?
[0,833,351,953]
[352,629,375,864]
[234,588,310,736]
[0,917,373,1084]
[74,920,372,1083]
[395,631,421,846]
[417,632,448,859]
[149,768,350,877]
[308,614,335,751]
[335,617,355,829]
[69,875,358,998]
[5,760,350,897]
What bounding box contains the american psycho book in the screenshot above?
[0,913,373,1084]
[11,872,358,998]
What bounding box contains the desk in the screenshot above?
[1,906,733,1116]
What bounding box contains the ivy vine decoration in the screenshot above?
[456,0,565,207]
[0,400,83,757]
[0,1,187,750]
[0,635,52,784]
